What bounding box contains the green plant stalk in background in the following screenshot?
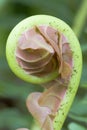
[6,15,82,130]
[72,0,87,38]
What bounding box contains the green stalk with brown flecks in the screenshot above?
[6,15,82,130]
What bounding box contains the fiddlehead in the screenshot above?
[6,15,82,130]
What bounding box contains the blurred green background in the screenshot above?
[0,0,87,130]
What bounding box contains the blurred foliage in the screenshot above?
[0,0,87,130]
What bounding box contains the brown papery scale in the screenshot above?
[16,25,72,130]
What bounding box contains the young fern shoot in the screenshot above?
[6,15,82,130]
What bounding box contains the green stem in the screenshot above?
[72,0,87,38]
[6,15,82,130]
